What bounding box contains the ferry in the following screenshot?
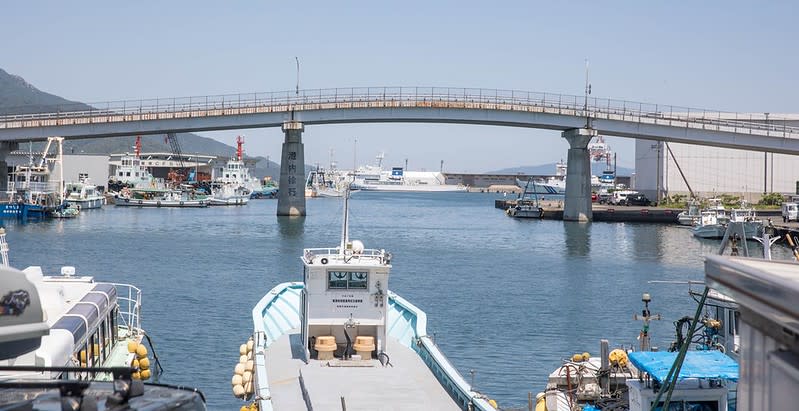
[349,153,468,193]
[0,229,160,383]
[233,189,496,410]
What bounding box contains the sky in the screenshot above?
[2,1,797,172]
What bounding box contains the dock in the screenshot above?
[495,199,783,224]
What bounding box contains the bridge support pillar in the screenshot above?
[0,142,18,192]
[562,128,597,222]
[277,121,306,216]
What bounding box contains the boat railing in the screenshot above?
[112,283,143,335]
[303,247,389,261]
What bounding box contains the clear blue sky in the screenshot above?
[3,1,797,172]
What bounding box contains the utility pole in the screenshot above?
[764,113,769,194]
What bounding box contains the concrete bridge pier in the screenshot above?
[0,142,18,191]
[277,121,306,216]
[562,128,597,222]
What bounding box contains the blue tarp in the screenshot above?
[628,351,738,383]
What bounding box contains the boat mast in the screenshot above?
[236,136,244,161]
[340,186,350,254]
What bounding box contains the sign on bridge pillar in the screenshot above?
[562,128,596,222]
[277,121,306,216]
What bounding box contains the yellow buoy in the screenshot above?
[246,339,254,353]
[535,392,547,411]
[233,384,245,397]
[240,344,248,355]
[139,357,150,370]
[132,359,140,369]
[132,371,141,380]
[239,354,248,363]
[232,374,243,386]
[127,341,138,353]
[140,369,151,380]
[609,349,629,367]
[488,398,498,408]
[571,353,583,362]
[234,363,245,375]
[240,406,249,411]
[136,344,148,358]
[582,352,591,361]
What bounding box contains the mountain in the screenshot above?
[0,68,281,180]
[489,162,634,176]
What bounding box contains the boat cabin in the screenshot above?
[299,241,392,362]
[626,351,738,411]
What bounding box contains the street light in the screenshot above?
[294,57,300,96]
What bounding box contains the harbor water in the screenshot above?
[5,192,791,409]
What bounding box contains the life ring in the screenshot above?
[138,200,142,205]
[180,201,184,206]
[320,258,328,265]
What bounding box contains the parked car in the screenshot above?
[782,202,798,222]
[623,193,652,206]
[610,190,638,205]
[591,193,598,202]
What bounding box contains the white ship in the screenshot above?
[214,136,264,198]
[233,189,496,411]
[65,178,105,210]
[350,153,467,192]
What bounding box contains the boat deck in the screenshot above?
[265,329,460,411]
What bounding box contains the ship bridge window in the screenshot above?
[328,271,368,290]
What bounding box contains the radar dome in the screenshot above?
[351,240,365,254]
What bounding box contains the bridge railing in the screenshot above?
[1,87,796,137]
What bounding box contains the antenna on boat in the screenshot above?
[0,228,9,267]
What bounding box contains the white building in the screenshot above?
[634,139,799,203]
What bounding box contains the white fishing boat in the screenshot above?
[350,153,467,192]
[677,199,702,226]
[114,188,209,208]
[214,136,264,198]
[208,184,250,206]
[305,167,348,198]
[0,228,160,383]
[692,209,729,239]
[65,178,105,210]
[727,206,762,239]
[233,189,496,411]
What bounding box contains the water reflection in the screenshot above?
[277,215,305,238]
[563,221,590,257]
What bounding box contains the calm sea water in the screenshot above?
[5,193,791,409]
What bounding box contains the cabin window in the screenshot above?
[328,271,368,290]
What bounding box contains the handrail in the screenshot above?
[0,87,796,138]
[112,283,142,336]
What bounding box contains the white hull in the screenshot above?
[208,196,249,206]
[352,183,467,192]
[515,178,565,195]
[66,197,104,210]
[114,197,208,208]
[507,205,543,218]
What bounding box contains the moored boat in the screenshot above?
[233,189,496,410]
[115,188,209,208]
[65,179,105,210]
[0,229,160,383]
[208,183,250,206]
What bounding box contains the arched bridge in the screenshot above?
[2,87,797,221]
[1,87,798,154]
